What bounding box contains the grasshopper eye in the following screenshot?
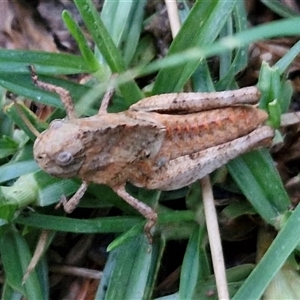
[56,151,74,166]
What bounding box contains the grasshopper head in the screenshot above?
[33,119,85,178]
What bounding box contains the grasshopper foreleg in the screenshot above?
[56,181,88,213]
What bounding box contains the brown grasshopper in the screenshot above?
[31,67,274,242]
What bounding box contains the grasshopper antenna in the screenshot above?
[13,100,41,138]
[29,65,76,119]
[98,73,117,114]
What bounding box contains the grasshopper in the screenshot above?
[31,67,274,242]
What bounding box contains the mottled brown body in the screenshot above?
[34,104,269,190]
[31,70,274,241]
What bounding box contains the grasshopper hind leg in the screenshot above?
[143,126,274,191]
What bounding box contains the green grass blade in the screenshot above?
[96,235,165,300]
[0,136,19,159]
[227,149,290,224]
[275,39,300,74]
[0,160,38,183]
[15,213,142,233]
[216,2,249,89]
[179,226,210,299]
[0,73,62,108]
[140,17,300,80]
[62,16,300,110]
[233,204,300,299]
[1,281,23,299]
[0,49,88,74]
[5,102,47,141]
[62,10,99,73]
[73,0,125,72]
[101,1,145,65]
[73,0,143,105]
[0,72,91,111]
[153,0,238,93]
[0,173,38,214]
[15,210,196,235]
[261,0,298,17]
[0,227,44,299]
